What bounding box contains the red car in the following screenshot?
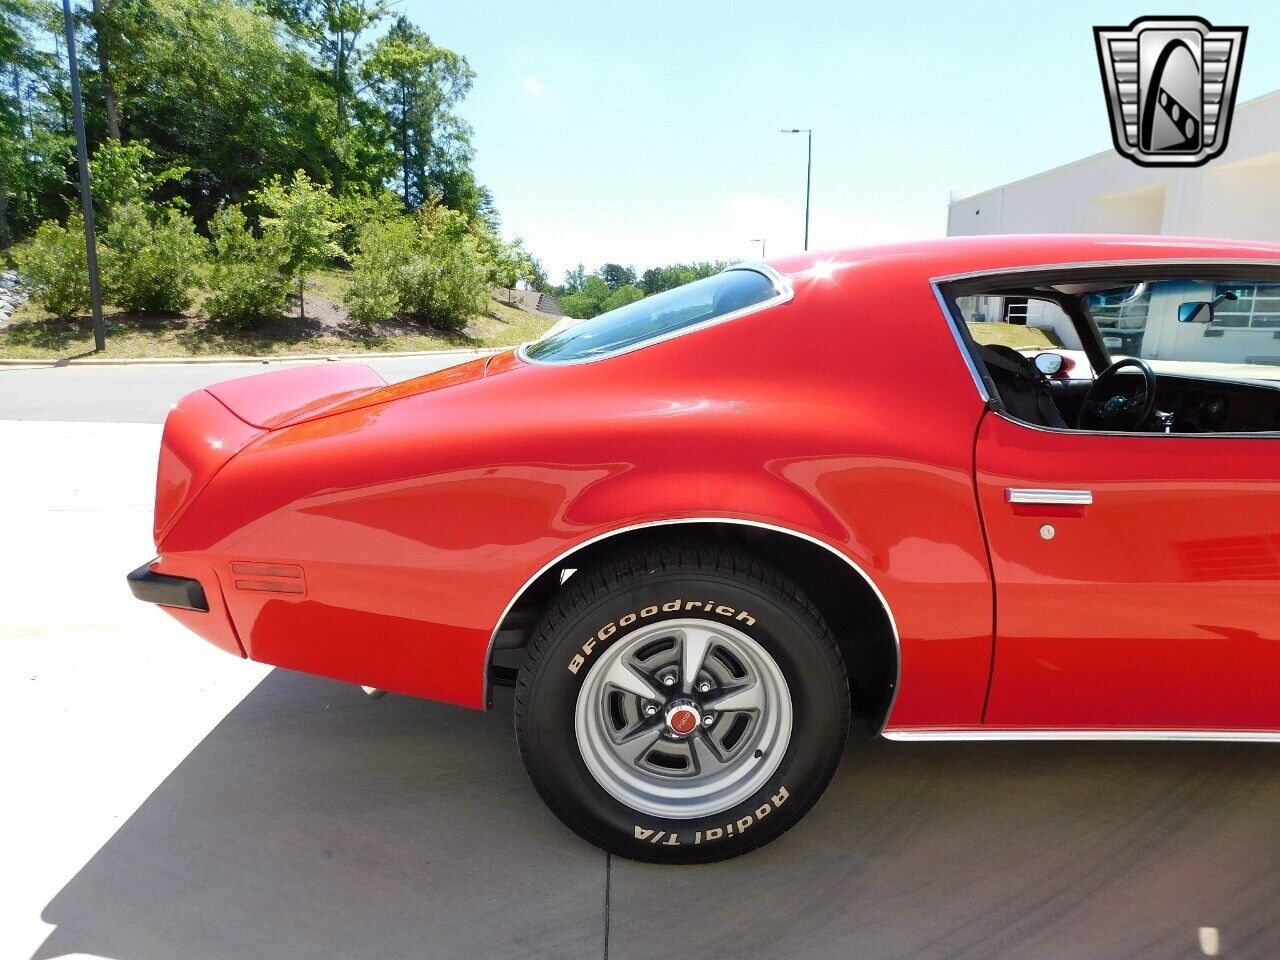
[129,235,1280,862]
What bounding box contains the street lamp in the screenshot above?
[781,128,812,251]
[61,0,105,350]
[750,238,766,259]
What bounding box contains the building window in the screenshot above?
[1085,285,1151,355]
[1213,283,1280,329]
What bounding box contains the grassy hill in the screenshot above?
[0,271,559,360]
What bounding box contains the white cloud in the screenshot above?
[521,77,546,97]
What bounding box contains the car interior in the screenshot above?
[943,266,1280,435]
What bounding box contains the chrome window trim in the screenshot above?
[483,516,903,731]
[930,255,1280,286]
[884,729,1280,743]
[992,409,1280,441]
[516,263,794,367]
[931,282,992,403]
[933,257,1280,438]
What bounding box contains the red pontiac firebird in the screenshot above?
[129,235,1280,862]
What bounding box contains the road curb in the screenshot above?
[0,346,502,369]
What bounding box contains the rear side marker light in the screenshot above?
[234,579,305,594]
[231,561,306,595]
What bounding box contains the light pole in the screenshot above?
[781,128,812,251]
[750,238,766,259]
[61,0,105,350]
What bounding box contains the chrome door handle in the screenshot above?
[1005,488,1094,506]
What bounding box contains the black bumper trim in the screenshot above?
[128,561,210,612]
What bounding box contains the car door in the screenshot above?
[975,411,1280,732]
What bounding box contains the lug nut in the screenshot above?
[644,704,658,716]
[702,714,715,726]
[697,681,711,693]
[662,675,676,686]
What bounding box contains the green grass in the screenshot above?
[0,273,558,361]
[966,322,1063,351]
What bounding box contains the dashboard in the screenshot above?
[1157,375,1280,434]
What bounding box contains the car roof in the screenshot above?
[763,234,1280,285]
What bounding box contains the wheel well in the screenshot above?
[487,522,898,730]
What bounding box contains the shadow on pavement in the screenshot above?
[613,735,1280,960]
[33,671,606,960]
[35,670,1280,960]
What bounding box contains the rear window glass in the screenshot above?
[523,268,780,363]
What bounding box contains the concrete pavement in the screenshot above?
[0,354,475,423]
[5,371,1280,959]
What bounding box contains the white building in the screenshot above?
[948,90,1280,241]
[948,90,1280,369]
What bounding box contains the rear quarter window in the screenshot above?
[522,268,784,364]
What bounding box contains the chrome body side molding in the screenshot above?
[1005,488,1094,506]
[884,729,1280,743]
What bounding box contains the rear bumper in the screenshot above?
[127,561,210,612]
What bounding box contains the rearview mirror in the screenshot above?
[1034,352,1064,376]
[1178,290,1239,324]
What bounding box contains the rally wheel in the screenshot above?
[514,539,849,863]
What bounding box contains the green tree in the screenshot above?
[362,15,474,209]
[640,261,726,295]
[267,0,392,193]
[601,283,643,312]
[97,0,341,226]
[561,263,586,294]
[254,170,341,318]
[560,274,612,319]
[599,262,636,290]
[1,0,70,249]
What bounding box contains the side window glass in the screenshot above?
[956,295,1094,378]
[1085,280,1280,382]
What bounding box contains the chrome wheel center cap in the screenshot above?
[665,701,702,737]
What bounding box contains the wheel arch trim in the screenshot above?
[483,517,903,730]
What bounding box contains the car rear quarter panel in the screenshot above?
[159,258,993,724]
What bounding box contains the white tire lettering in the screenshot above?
[567,600,755,672]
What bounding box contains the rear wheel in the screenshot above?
[514,539,849,863]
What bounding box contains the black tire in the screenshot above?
[514,538,850,863]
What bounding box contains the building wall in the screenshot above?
[947,92,1280,367]
[947,91,1280,242]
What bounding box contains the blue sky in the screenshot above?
[402,1,1280,281]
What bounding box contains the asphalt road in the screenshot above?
[0,353,477,423]
[5,367,1280,960]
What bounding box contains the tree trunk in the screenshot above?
[299,276,305,320]
[400,83,410,205]
[334,27,347,130]
[91,0,121,139]
[0,180,12,252]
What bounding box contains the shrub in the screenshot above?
[203,205,290,328]
[255,170,341,317]
[100,204,206,313]
[346,209,488,330]
[14,217,91,317]
[345,217,414,325]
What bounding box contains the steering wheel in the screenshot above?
[1077,357,1158,431]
